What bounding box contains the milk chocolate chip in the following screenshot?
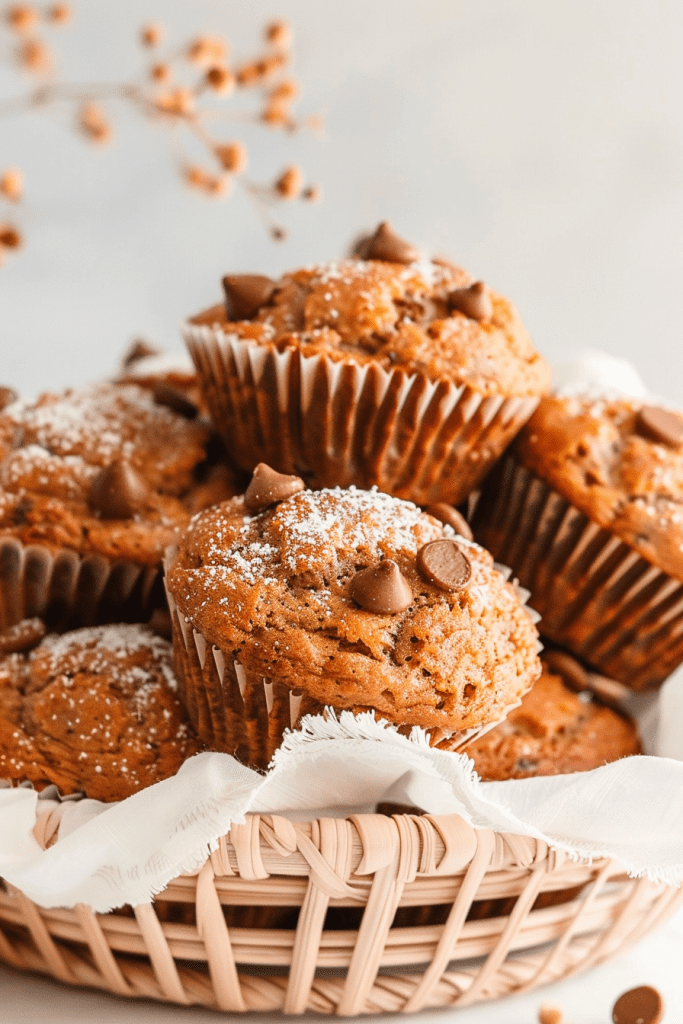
[222,274,275,320]
[121,339,161,368]
[447,281,492,322]
[0,617,46,655]
[152,382,198,419]
[244,463,305,513]
[417,539,471,591]
[350,560,413,615]
[88,459,149,519]
[612,985,663,1024]
[363,221,419,265]
[425,503,473,541]
[637,405,683,448]
[0,386,18,412]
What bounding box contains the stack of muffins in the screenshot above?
[9,218,678,806]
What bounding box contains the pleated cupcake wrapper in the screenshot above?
[183,324,540,506]
[166,571,539,770]
[472,454,683,691]
[0,537,161,632]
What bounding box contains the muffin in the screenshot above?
[165,465,542,769]
[473,393,683,689]
[0,381,238,629]
[0,622,202,801]
[183,221,550,506]
[454,652,641,780]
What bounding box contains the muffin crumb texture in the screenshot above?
[0,623,202,801]
[167,486,541,732]
[191,257,549,397]
[517,394,683,580]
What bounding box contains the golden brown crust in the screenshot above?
[167,487,541,733]
[190,258,550,398]
[0,624,203,801]
[459,664,641,780]
[516,394,683,582]
[0,383,221,565]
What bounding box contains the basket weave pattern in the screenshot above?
[1,811,681,1015]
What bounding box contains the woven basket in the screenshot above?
[1,811,681,1016]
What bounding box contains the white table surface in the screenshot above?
[3,904,683,1023]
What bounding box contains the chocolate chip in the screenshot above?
[637,405,683,448]
[152,382,198,419]
[612,985,663,1024]
[88,459,149,519]
[425,503,473,541]
[0,617,46,655]
[362,221,419,265]
[447,281,493,321]
[222,274,275,320]
[541,650,588,693]
[350,560,413,615]
[0,386,18,412]
[121,339,160,368]
[417,539,471,591]
[244,462,305,513]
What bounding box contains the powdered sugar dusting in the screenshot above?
[35,624,177,694]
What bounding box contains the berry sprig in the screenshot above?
[0,5,322,263]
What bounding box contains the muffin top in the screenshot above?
[167,474,541,734]
[189,224,550,398]
[0,382,223,564]
[458,654,641,780]
[516,394,683,580]
[0,623,202,801]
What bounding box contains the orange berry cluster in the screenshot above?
[0,8,322,261]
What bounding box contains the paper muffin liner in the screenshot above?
[472,454,683,691]
[183,324,540,507]
[0,537,162,632]
[165,570,539,771]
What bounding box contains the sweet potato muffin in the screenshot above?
[165,465,541,767]
[0,382,237,628]
[184,221,550,505]
[0,623,202,801]
[473,394,683,690]
[458,653,641,780]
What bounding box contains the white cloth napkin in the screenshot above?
[2,709,683,913]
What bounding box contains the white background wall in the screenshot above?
[1,0,682,399]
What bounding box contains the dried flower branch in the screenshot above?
[0,7,323,263]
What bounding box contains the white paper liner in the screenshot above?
[2,709,683,913]
[183,323,540,506]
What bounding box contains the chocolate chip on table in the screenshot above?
[0,386,18,412]
[152,382,198,419]
[244,463,305,513]
[425,503,473,541]
[0,617,46,655]
[447,281,493,321]
[350,560,413,615]
[88,459,149,519]
[417,539,472,591]
[121,339,161,368]
[612,985,664,1024]
[222,274,276,320]
[362,221,419,265]
[636,405,683,448]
